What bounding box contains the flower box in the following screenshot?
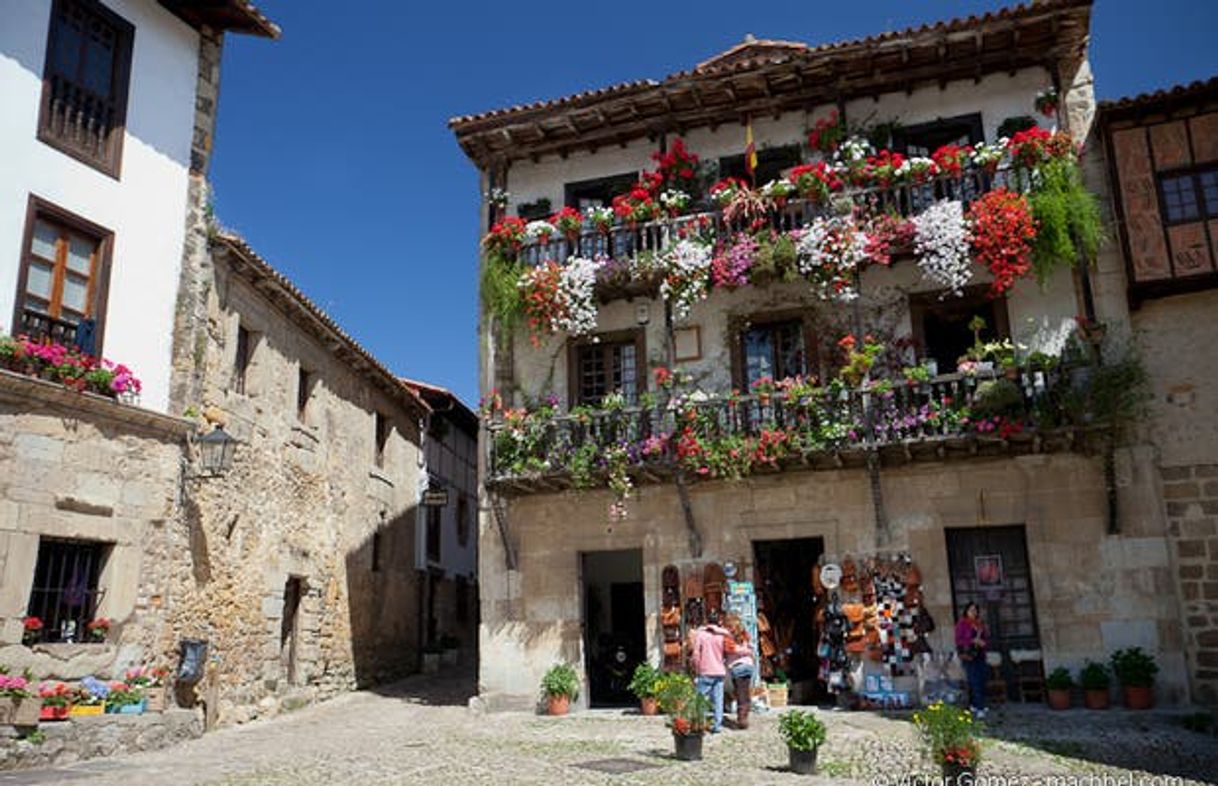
[40,704,71,721]
[144,687,167,712]
[0,697,42,726]
[69,703,106,717]
[116,699,146,715]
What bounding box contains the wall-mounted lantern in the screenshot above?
[196,426,239,477]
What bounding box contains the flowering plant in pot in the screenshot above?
[551,206,583,241]
[1110,647,1158,710]
[808,110,847,154]
[778,709,827,775]
[1045,667,1073,710]
[22,616,43,646]
[105,681,145,714]
[38,681,72,720]
[584,206,615,235]
[0,669,39,726]
[665,679,711,761]
[126,666,170,711]
[70,676,109,716]
[787,162,840,203]
[1078,661,1110,709]
[540,662,579,716]
[86,617,111,642]
[1034,87,1059,118]
[628,662,662,716]
[967,189,1037,297]
[914,701,981,785]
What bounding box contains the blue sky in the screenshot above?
[210,0,1218,406]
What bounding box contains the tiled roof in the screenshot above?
[157,0,281,39]
[401,378,478,436]
[1098,75,1218,113]
[448,0,1091,130]
[216,233,429,416]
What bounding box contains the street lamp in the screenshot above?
[196,426,238,477]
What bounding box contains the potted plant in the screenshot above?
[126,666,170,712]
[69,676,109,717]
[1045,667,1072,710]
[38,681,72,721]
[22,616,43,646]
[1079,661,1110,710]
[1111,647,1158,710]
[540,662,579,716]
[656,672,694,714]
[421,641,443,675]
[666,680,711,761]
[628,662,662,716]
[0,669,40,726]
[439,634,461,667]
[779,709,827,775]
[767,670,790,708]
[106,682,146,714]
[914,701,981,785]
[86,618,111,642]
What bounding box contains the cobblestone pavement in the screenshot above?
[3,671,1215,786]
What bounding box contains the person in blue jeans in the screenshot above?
[690,610,730,733]
[955,601,990,718]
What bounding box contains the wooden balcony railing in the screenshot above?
[486,365,1098,493]
[514,165,1036,269]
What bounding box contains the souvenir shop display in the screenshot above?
[661,564,684,671]
[725,580,761,684]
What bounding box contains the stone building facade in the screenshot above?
[1095,77,1218,704]
[453,1,1199,709]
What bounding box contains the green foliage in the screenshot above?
[913,701,982,767]
[628,662,662,700]
[1110,647,1158,688]
[778,709,827,751]
[1045,667,1073,691]
[655,672,695,714]
[540,662,580,699]
[1079,661,1111,690]
[1028,158,1104,285]
[972,379,1024,417]
[1087,354,1150,438]
[664,679,712,736]
[481,254,524,328]
[568,442,599,490]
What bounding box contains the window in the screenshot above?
[426,504,442,563]
[909,286,1010,373]
[893,113,984,157]
[456,494,470,548]
[719,144,802,185]
[14,198,111,354]
[738,317,810,389]
[26,537,109,644]
[38,0,135,176]
[564,173,639,211]
[296,367,312,420]
[371,530,382,572]
[569,331,645,407]
[232,325,251,394]
[1158,166,1218,224]
[374,412,390,468]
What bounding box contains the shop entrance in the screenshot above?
[580,549,645,707]
[752,537,824,701]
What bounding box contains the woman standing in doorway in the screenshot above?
[955,602,989,718]
[723,614,755,729]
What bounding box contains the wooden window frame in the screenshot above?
[13,195,113,353]
[1155,165,1218,227]
[563,172,640,211]
[908,285,1011,369]
[37,0,135,178]
[730,309,817,391]
[893,113,985,155]
[566,328,647,409]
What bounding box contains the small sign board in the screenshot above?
[422,488,449,507]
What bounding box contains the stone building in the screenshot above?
[452,0,1198,709]
[1095,77,1218,704]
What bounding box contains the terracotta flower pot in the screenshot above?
[1122,685,1153,710]
[546,694,570,716]
[640,697,658,716]
[1083,689,1109,710]
[1047,689,1071,710]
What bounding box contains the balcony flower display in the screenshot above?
[659,239,713,320]
[482,216,527,259]
[711,233,758,290]
[897,156,939,184]
[0,334,142,400]
[709,177,748,207]
[863,213,916,267]
[652,137,700,194]
[612,186,661,225]
[551,206,584,240]
[787,162,841,203]
[931,144,973,178]
[1007,127,1075,170]
[967,189,1038,296]
[760,178,797,208]
[914,200,973,295]
[796,216,869,302]
[868,150,906,188]
[659,189,691,217]
[808,110,847,154]
[971,140,1008,173]
[585,206,615,234]
[524,219,557,245]
[519,258,599,344]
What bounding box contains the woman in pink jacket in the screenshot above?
[955,602,990,718]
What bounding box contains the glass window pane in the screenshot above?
[51,13,83,77]
[744,328,775,387]
[1199,170,1218,217]
[66,234,94,275]
[81,26,115,97]
[31,220,59,260]
[1162,175,1200,222]
[26,261,54,299]
[619,344,637,402]
[775,322,807,379]
[62,275,88,313]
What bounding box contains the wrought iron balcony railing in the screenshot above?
[19,309,97,356]
[513,165,1034,269]
[486,364,1101,493]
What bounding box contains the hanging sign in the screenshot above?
[422,488,449,507]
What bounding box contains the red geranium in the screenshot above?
[519,260,565,346]
[808,110,846,153]
[967,189,1038,296]
[24,616,43,631]
[867,150,906,187]
[788,162,842,202]
[550,206,583,239]
[1007,127,1075,169]
[482,216,527,257]
[863,214,916,266]
[651,137,699,193]
[931,143,973,178]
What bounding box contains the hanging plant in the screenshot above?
[481,255,525,328]
[659,239,713,320]
[709,177,749,208]
[525,220,557,245]
[711,233,757,290]
[913,200,973,295]
[796,216,869,302]
[482,216,527,260]
[1027,158,1103,284]
[863,213,916,267]
[808,110,847,154]
[1034,87,1059,118]
[551,206,584,240]
[967,189,1038,296]
[518,257,599,344]
[651,137,700,194]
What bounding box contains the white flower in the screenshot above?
[554,256,599,336]
[659,190,690,211]
[796,216,868,302]
[971,140,1007,169]
[761,179,796,199]
[658,239,712,320]
[834,135,874,166]
[896,156,937,179]
[525,220,556,240]
[913,200,973,296]
[585,205,614,226]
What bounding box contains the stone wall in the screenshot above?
[478,450,1187,709]
[1,710,202,771]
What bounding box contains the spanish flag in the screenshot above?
[745,117,758,184]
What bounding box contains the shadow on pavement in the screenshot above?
[364,666,477,707]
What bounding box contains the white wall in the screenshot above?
[0,0,199,413]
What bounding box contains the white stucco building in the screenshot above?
[0,0,277,412]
